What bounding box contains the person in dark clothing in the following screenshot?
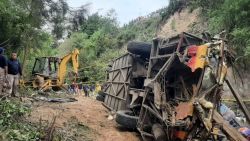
[83,85,89,97]
[78,83,83,95]
[7,53,22,97]
[0,47,7,95]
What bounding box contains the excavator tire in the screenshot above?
[34,75,44,88]
[116,110,138,129]
[127,41,151,59]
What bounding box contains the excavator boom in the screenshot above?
[22,48,80,91]
[58,49,80,85]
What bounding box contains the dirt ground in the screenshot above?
[27,95,141,141]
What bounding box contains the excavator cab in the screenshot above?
[24,48,80,91]
[32,57,60,78]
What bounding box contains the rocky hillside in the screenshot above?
[157,8,206,38]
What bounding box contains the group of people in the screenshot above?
[68,83,101,97]
[0,47,22,97]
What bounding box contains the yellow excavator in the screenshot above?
[20,49,79,91]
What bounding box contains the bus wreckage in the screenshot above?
[102,32,250,141]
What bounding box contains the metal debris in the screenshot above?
[103,32,250,141]
[34,96,78,103]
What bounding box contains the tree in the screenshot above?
[0,0,71,75]
[191,0,250,59]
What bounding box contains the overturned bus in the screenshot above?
[102,32,249,141]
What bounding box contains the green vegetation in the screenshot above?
[170,18,176,31]
[59,12,124,82]
[119,16,161,42]
[55,117,94,141]
[0,100,41,140]
[58,0,186,82]
[190,0,250,61]
[0,0,67,77]
[1,0,250,140]
[160,0,186,20]
[0,0,184,81]
[4,0,249,81]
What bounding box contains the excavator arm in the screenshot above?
[58,49,80,85]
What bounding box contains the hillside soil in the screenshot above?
[157,8,206,38]
[26,95,141,141]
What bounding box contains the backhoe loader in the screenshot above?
[20,49,79,91]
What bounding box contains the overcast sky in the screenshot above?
[67,0,169,25]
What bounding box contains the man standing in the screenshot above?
[7,52,22,97]
[0,47,7,95]
[83,85,89,97]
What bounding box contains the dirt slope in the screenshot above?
[157,8,206,38]
[27,96,140,141]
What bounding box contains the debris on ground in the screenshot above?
[33,96,78,103]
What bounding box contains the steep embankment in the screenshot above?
[157,8,206,38]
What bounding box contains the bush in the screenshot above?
[191,0,250,63]
[0,100,42,140]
